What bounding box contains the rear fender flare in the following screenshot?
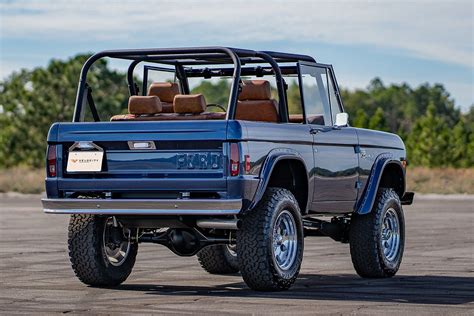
[246,148,308,212]
[356,153,405,215]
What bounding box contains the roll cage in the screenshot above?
[74,46,328,123]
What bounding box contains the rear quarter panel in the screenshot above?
[235,121,314,210]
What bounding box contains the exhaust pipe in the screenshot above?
[196,219,241,230]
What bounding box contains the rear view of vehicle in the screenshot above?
[42,47,261,288]
[45,119,245,285]
[43,47,413,292]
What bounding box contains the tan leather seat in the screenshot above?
[148,82,180,113]
[110,96,162,121]
[173,94,206,114]
[235,80,279,123]
[111,93,226,121]
[289,114,304,123]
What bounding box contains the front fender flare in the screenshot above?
[356,153,405,215]
[246,148,308,212]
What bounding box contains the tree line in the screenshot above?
[0,54,472,168]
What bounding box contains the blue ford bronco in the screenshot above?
[42,47,414,291]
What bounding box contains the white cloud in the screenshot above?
[1,0,473,68]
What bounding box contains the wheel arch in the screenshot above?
[356,153,405,215]
[247,149,309,214]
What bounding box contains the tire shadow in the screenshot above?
[113,274,474,305]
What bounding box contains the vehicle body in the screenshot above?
[42,47,414,291]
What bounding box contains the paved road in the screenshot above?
[1,195,473,315]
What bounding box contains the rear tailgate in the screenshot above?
[48,121,229,197]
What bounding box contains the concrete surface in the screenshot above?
[0,196,473,315]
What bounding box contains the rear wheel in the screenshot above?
[68,215,138,286]
[349,188,405,278]
[237,187,304,291]
[197,243,239,274]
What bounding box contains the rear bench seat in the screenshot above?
[110,93,226,121]
[111,80,280,122]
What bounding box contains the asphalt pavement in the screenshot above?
[0,195,473,315]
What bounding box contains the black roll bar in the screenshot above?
[73,47,242,122]
[255,52,288,122]
[126,60,141,95]
[72,47,315,122]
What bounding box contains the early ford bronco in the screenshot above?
[42,47,414,291]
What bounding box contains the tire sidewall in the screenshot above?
[267,197,304,281]
[377,194,405,272]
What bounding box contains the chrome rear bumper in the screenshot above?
[42,198,242,215]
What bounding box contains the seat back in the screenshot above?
[173,94,206,114]
[128,95,162,115]
[235,80,279,122]
[148,82,180,113]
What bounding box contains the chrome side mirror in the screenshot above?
[335,112,349,127]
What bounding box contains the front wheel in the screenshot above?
[349,188,405,278]
[68,215,138,286]
[237,187,304,291]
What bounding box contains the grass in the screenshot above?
[0,167,473,195]
[406,167,474,195]
[0,167,45,194]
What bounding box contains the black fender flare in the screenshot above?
[356,153,405,215]
[246,148,309,212]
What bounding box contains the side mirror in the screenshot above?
[335,112,349,127]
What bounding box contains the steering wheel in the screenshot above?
[206,104,226,112]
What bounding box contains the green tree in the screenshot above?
[449,119,470,167]
[352,108,368,128]
[287,81,302,114]
[0,53,471,169]
[406,103,450,167]
[0,54,129,168]
[368,107,388,131]
[191,80,230,106]
[463,105,474,167]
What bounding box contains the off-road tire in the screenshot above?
[68,214,138,286]
[197,245,239,274]
[349,188,405,278]
[237,187,304,291]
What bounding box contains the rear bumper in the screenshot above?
[42,198,242,215]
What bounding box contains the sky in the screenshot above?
[1,0,473,111]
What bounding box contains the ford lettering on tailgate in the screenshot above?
[177,153,222,169]
[105,151,223,172]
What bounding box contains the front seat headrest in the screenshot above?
[173,94,206,114]
[238,80,271,101]
[128,96,162,115]
[148,82,180,103]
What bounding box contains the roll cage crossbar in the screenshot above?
[73,46,316,122]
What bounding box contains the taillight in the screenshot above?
[229,143,240,176]
[244,155,251,173]
[47,145,57,177]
